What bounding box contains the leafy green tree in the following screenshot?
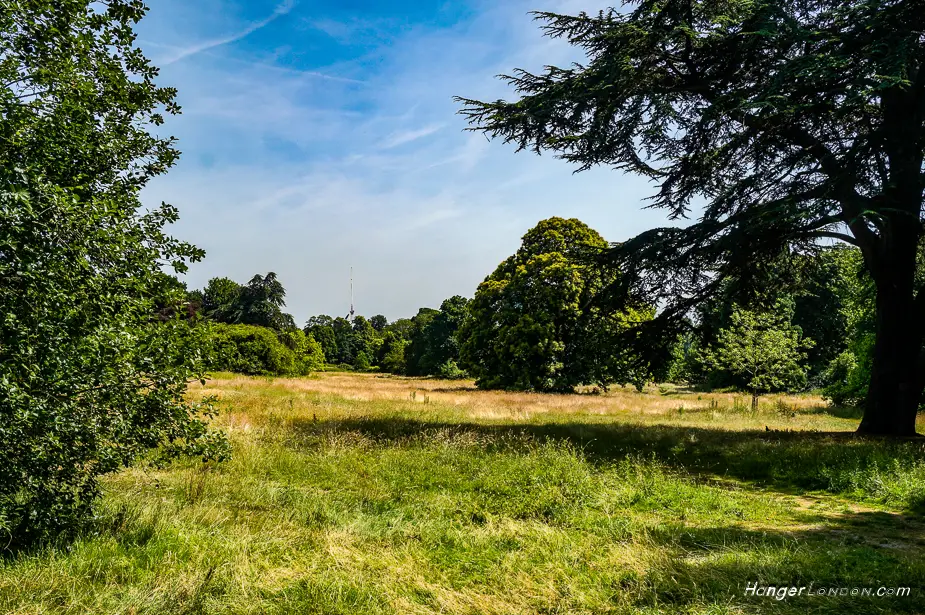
[369,314,388,332]
[405,296,470,376]
[199,273,296,331]
[233,272,295,331]
[201,277,242,323]
[331,317,359,364]
[703,301,815,410]
[385,318,415,341]
[306,315,335,329]
[306,323,337,363]
[404,308,439,375]
[792,246,867,380]
[351,315,379,360]
[459,217,652,392]
[457,2,925,434]
[376,332,408,374]
[0,0,227,545]
[682,246,863,390]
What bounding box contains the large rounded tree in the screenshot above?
[459,217,652,392]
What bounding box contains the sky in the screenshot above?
[138,0,676,323]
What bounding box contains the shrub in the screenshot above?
[353,352,372,372]
[207,324,322,376]
[278,328,325,374]
[822,335,873,407]
[437,359,469,380]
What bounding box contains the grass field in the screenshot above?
[3,373,925,614]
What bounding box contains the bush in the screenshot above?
[207,324,322,376]
[437,359,469,380]
[822,336,873,407]
[278,328,325,373]
[0,179,230,548]
[353,352,372,372]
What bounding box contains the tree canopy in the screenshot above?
[405,296,470,377]
[459,217,652,392]
[702,300,815,408]
[197,272,296,331]
[457,0,925,435]
[0,0,227,545]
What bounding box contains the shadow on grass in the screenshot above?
[637,514,925,614]
[255,502,925,615]
[293,416,925,515]
[803,405,867,420]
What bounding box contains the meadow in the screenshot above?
[2,372,924,615]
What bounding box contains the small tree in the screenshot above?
[704,301,814,410]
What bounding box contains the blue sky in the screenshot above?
[138,0,673,323]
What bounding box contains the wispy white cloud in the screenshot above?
[160,0,297,66]
[405,208,463,230]
[141,0,672,321]
[380,124,444,149]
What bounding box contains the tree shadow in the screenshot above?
[290,416,925,515]
[636,512,925,614]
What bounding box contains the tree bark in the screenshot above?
[858,224,924,437]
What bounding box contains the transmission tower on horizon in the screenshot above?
[346,266,355,321]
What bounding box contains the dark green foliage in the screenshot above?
[198,273,296,331]
[405,297,470,376]
[457,1,925,434]
[376,332,408,375]
[307,324,337,363]
[819,252,877,406]
[331,317,360,364]
[791,247,863,379]
[681,246,865,391]
[0,0,227,546]
[403,308,439,376]
[436,359,468,380]
[201,277,242,323]
[353,351,372,372]
[700,300,815,407]
[384,318,414,341]
[207,324,323,376]
[822,346,873,407]
[232,273,296,331]
[369,315,388,332]
[459,217,652,392]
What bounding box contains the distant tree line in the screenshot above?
[169,218,878,409]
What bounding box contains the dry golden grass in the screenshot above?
[194,371,859,432]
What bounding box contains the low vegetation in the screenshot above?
[2,373,923,615]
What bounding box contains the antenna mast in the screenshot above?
[347,266,355,321]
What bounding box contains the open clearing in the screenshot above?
[3,373,924,614]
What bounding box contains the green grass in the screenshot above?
[2,373,924,614]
